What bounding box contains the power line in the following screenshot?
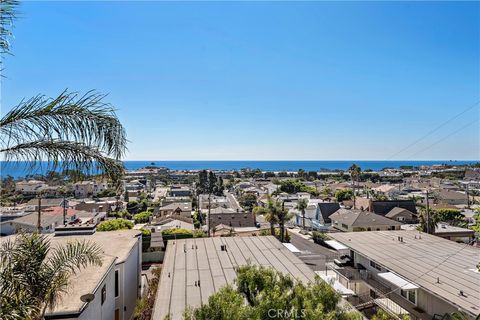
[404,119,479,160]
[387,100,479,160]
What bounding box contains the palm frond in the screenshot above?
[0,0,19,55]
[1,139,125,181]
[0,90,127,159]
[46,240,103,274]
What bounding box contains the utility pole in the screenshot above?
[63,192,67,225]
[425,190,430,234]
[207,193,211,237]
[352,175,356,209]
[37,195,42,233]
[466,183,470,209]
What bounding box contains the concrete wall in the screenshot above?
[78,263,116,320]
[115,236,141,320]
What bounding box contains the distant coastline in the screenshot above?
[1,160,477,179]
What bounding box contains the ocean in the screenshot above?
[0,160,476,179]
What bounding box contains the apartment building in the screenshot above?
[327,231,479,320]
[42,229,142,320]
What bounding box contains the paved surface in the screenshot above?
[224,191,242,210]
[288,231,340,272]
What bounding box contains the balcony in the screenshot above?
[328,264,432,320]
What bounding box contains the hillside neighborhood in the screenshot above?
[1,163,479,320]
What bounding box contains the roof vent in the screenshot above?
[220,244,227,251]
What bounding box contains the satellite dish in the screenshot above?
[80,293,95,303]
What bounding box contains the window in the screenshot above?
[408,290,416,304]
[115,309,120,320]
[101,284,106,305]
[115,270,119,297]
[369,260,381,271]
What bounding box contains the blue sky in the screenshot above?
[2,1,479,160]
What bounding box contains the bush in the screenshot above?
[192,230,206,238]
[97,219,133,231]
[312,231,329,244]
[279,179,319,196]
[133,267,162,320]
[259,228,291,242]
[162,228,193,236]
[133,211,152,224]
[335,189,353,202]
[140,228,152,236]
[95,188,116,198]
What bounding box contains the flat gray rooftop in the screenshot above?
[330,230,480,317]
[153,236,316,320]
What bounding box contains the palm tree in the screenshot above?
[0,0,18,60]
[275,202,293,243]
[348,164,361,209]
[253,196,278,236]
[1,90,127,182]
[418,208,440,234]
[295,198,308,231]
[0,232,103,320]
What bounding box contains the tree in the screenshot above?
[418,208,440,234]
[275,202,293,243]
[133,211,152,224]
[253,197,278,236]
[335,189,353,202]
[97,219,133,231]
[239,193,257,212]
[279,179,318,196]
[1,91,127,182]
[180,265,361,320]
[295,198,308,230]
[0,0,18,70]
[297,169,305,180]
[348,164,361,208]
[0,232,103,320]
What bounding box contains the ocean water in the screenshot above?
[0,160,476,179]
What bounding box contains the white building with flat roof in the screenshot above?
[328,230,480,319]
[3,229,143,320]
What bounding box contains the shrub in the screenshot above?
[312,231,329,244]
[133,211,152,224]
[162,228,193,236]
[335,189,353,202]
[133,266,162,320]
[97,219,133,231]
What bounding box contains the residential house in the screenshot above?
[435,190,469,206]
[26,198,68,211]
[385,207,417,223]
[208,207,255,229]
[0,206,79,235]
[15,180,47,194]
[157,202,192,218]
[371,200,417,216]
[401,223,475,243]
[37,229,142,320]
[329,231,479,319]
[330,209,402,232]
[169,185,192,197]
